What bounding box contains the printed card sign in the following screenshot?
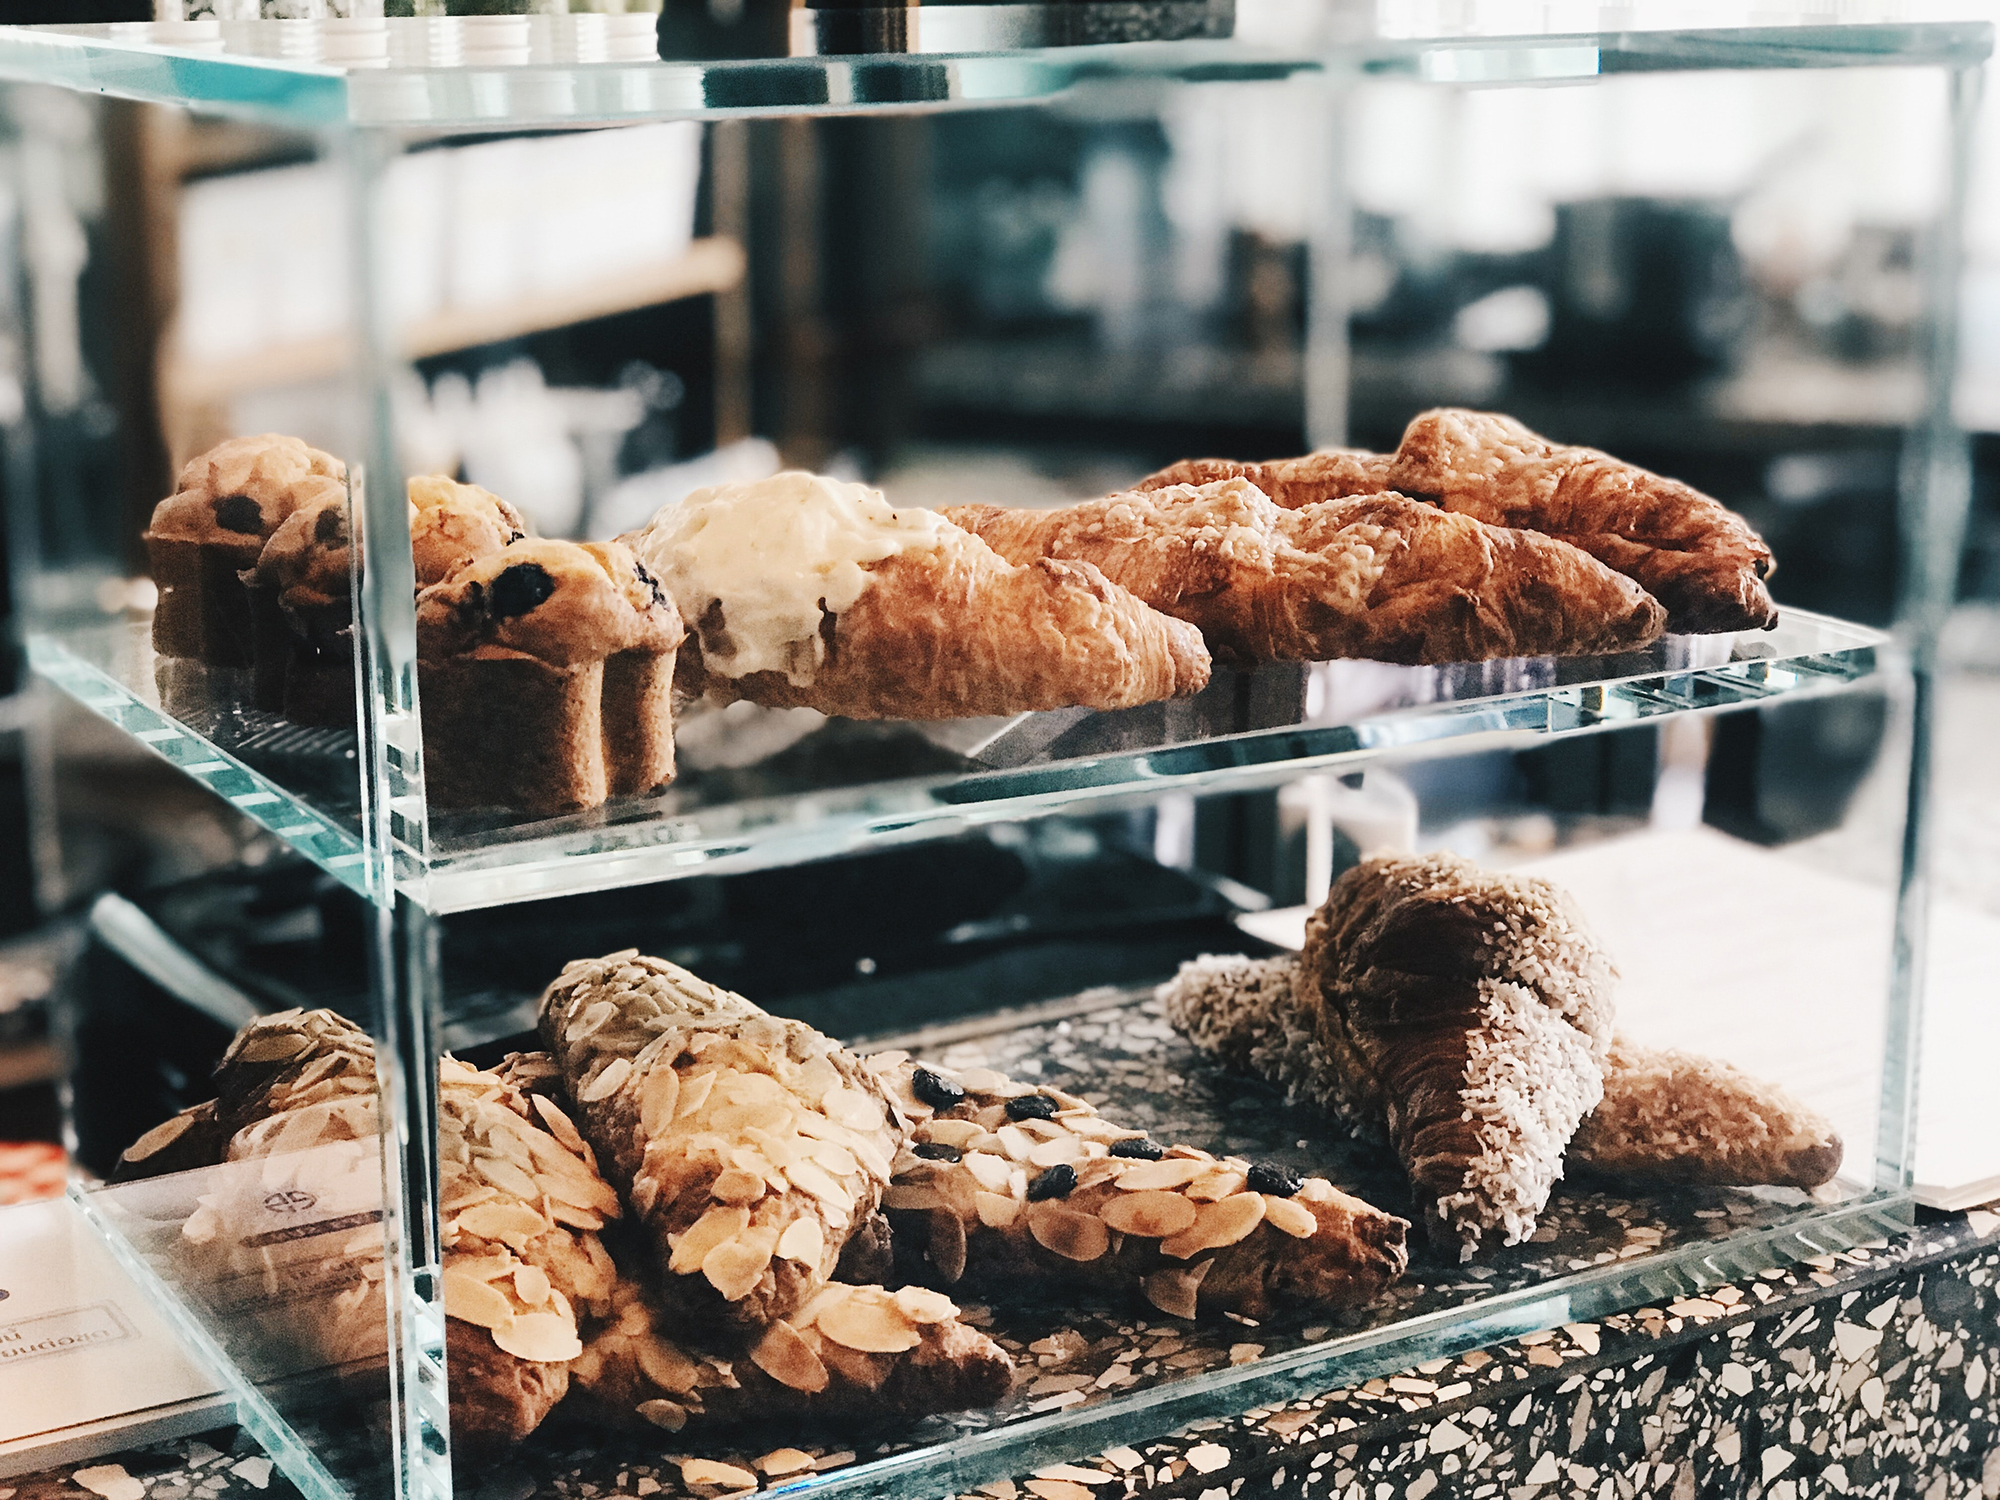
[0,1197,233,1477]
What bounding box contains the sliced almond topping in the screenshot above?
[893,1286,958,1324]
[776,1215,825,1266]
[821,1085,885,1133]
[806,1139,858,1178]
[637,1334,704,1394]
[636,1398,687,1432]
[1100,1190,1198,1239]
[702,1226,778,1302]
[676,1070,718,1119]
[475,1155,540,1203]
[957,1068,1007,1093]
[529,1094,588,1154]
[579,1056,632,1104]
[1296,1176,1337,1204]
[1159,1192,1266,1259]
[1027,1203,1111,1263]
[816,1289,922,1353]
[995,1126,1036,1163]
[238,1030,312,1064]
[668,1205,752,1275]
[755,1449,816,1478]
[512,1264,552,1307]
[711,1168,768,1205]
[786,1159,847,1205]
[751,1319,831,1393]
[454,1252,515,1282]
[960,1151,1014,1194]
[680,1459,757,1493]
[455,1201,547,1249]
[566,999,618,1043]
[1261,1194,1318,1238]
[442,1267,517,1331]
[639,1065,681,1136]
[1143,1262,1209,1320]
[1165,1145,1214,1161]
[125,1112,195,1161]
[492,1310,582,1364]
[923,1119,982,1150]
[1113,1158,1209,1192]
[974,1191,1021,1229]
[883,1183,942,1212]
[928,1207,968,1283]
[1185,1168,1248,1202]
[1027,1136,1086,1169]
[547,1201,606,1232]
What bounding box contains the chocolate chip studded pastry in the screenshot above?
[113,1010,623,1456]
[568,1277,1011,1435]
[245,492,356,725]
[538,952,902,1337]
[417,539,684,817]
[409,474,528,589]
[1295,854,1616,1259]
[146,434,346,666]
[947,479,1666,666]
[1568,1038,1842,1190]
[867,1054,1406,1320]
[623,471,1211,719]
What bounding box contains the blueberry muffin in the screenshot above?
[416,539,685,816]
[246,493,357,726]
[408,474,527,588]
[145,434,346,666]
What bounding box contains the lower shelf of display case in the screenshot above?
[31,610,1886,913]
[73,983,1912,1500]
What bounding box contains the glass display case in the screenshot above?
[0,9,1985,1500]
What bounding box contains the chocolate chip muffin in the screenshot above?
[246,493,357,726]
[409,473,527,588]
[417,539,685,817]
[145,434,346,666]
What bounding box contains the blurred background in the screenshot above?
[0,36,1994,1190]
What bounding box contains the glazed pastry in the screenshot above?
[867,1054,1407,1319]
[409,474,527,589]
[1295,854,1616,1258]
[1160,954,1844,1194]
[622,471,1210,719]
[416,539,684,816]
[146,434,346,666]
[113,1010,622,1456]
[245,492,356,725]
[948,479,1666,666]
[568,1276,1011,1435]
[1568,1038,1842,1190]
[537,952,901,1336]
[1140,450,1393,510]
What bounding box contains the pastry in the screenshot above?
[245,492,356,725]
[417,539,684,816]
[1294,854,1616,1258]
[537,951,902,1336]
[567,1276,1012,1435]
[112,1010,623,1457]
[948,479,1666,665]
[867,1054,1407,1319]
[409,474,528,589]
[1568,1037,1842,1189]
[146,434,346,666]
[1141,410,1777,634]
[622,471,1210,719]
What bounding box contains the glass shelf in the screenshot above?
[31,608,1887,915]
[0,15,1985,128]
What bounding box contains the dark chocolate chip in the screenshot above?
[1245,1162,1303,1197]
[1110,1138,1165,1160]
[487,561,557,618]
[1026,1163,1077,1201]
[912,1141,961,1162]
[213,494,264,535]
[631,557,670,611]
[1005,1093,1060,1121]
[314,506,347,545]
[911,1068,965,1111]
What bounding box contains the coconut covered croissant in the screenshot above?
[947,479,1666,666]
[623,471,1210,719]
[1142,408,1778,635]
[868,1053,1407,1320]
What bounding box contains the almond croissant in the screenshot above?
[948,479,1666,666]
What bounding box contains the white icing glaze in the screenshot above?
[628,471,946,684]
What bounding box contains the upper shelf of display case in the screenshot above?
[0,12,1987,129]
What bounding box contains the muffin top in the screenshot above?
[408,475,527,589]
[250,491,351,610]
[417,539,684,667]
[149,435,347,544]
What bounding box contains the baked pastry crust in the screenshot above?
[1141,450,1393,510]
[868,1054,1406,1319]
[948,479,1666,665]
[538,952,901,1336]
[409,475,528,590]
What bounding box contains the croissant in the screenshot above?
[1158,954,1843,1197]
[1295,854,1617,1258]
[624,472,1209,719]
[948,479,1666,666]
[1140,409,1776,634]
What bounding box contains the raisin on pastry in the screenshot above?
[416,538,684,816]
